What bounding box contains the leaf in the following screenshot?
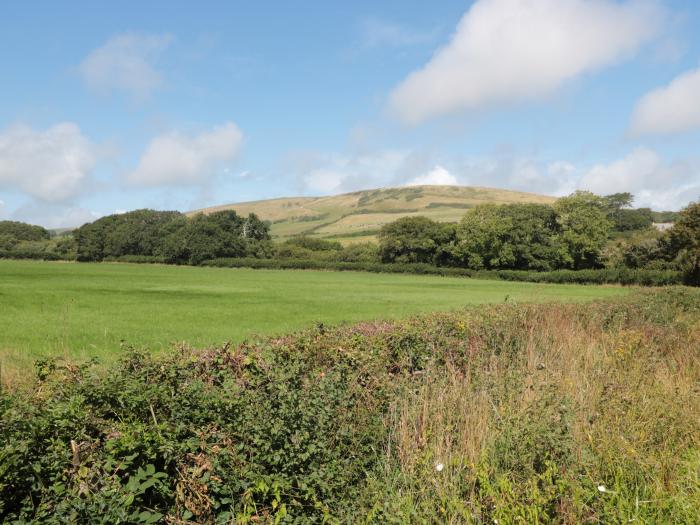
[138,510,162,524]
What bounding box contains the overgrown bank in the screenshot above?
[2,288,699,523]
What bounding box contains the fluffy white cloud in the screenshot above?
[79,33,172,99]
[128,123,243,187]
[294,150,410,194]
[406,165,458,186]
[577,147,700,209]
[0,122,98,202]
[629,67,700,135]
[390,0,663,124]
[9,203,102,229]
[579,147,663,194]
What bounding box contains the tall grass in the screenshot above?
[368,293,700,523]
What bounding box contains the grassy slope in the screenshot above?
[0,259,623,381]
[188,185,556,242]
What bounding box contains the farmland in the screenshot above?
[0,259,625,382]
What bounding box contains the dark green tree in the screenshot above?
[74,210,185,261]
[378,216,455,264]
[555,192,612,269]
[0,220,50,242]
[667,200,700,285]
[453,204,566,270]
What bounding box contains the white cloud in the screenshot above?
[128,122,243,187]
[79,33,172,99]
[293,150,409,194]
[406,165,458,186]
[0,122,98,202]
[390,0,664,124]
[579,147,663,195]
[10,202,101,229]
[443,148,698,209]
[578,147,700,209]
[629,67,700,135]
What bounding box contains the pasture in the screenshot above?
[0,259,626,380]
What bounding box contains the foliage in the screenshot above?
[73,209,271,264]
[202,257,682,285]
[554,191,612,269]
[667,200,700,285]
[650,210,681,223]
[378,216,455,264]
[74,210,186,262]
[281,236,342,252]
[611,208,654,232]
[453,203,566,270]
[2,289,699,522]
[0,220,51,242]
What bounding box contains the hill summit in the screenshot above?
[189,185,556,243]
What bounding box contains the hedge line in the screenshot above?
[201,257,683,286]
[0,252,684,286]
[0,250,67,261]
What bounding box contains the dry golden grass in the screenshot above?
[378,296,700,523]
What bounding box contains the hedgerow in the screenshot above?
[201,257,683,286]
[2,289,699,523]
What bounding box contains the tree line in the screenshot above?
[74,209,272,265]
[1,191,698,285]
[375,191,699,284]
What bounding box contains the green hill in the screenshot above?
[189,185,557,243]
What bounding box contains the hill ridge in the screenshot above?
[188,185,557,243]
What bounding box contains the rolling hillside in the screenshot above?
[189,185,557,243]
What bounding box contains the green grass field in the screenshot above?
[0,259,627,380]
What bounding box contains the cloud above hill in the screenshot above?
[630,66,700,136]
[128,122,244,187]
[390,0,664,124]
[0,122,98,202]
[406,165,457,186]
[79,33,172,100]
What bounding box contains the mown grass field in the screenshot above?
[0,259,626,381]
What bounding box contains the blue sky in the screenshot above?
[1,0,700,227]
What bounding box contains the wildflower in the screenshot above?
[597,485,607,493]
[435,462,444,472]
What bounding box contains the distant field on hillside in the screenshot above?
[189,185,556,242]
[0,259,622,382]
